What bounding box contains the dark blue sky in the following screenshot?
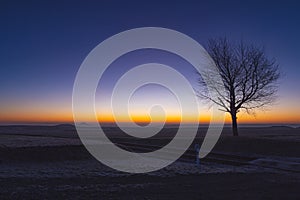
[1,0,299,123]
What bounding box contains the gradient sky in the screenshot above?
[0,0,299,124]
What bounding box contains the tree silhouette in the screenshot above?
[198,38,280,136]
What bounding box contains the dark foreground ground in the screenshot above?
[1,173,298,199]
[0,125,299,199]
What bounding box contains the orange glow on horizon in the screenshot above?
[1,110,299,124]
[0,99,299,124]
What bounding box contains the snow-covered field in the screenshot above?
[0,125,299,199]
[0,159,278,179]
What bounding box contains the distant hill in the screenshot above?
[269,125,295,129]
[54,124,75,129]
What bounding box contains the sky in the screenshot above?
[0,0,299,125]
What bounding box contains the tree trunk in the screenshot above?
[231,112,238,136]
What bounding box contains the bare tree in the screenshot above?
[198,38,280,136]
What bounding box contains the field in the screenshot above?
[0,125,299,199]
